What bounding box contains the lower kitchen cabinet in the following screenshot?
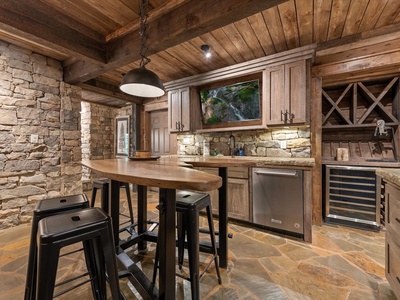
[196,167,251,222]
[385,182,400,299]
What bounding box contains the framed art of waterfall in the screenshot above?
[200,76,261,129]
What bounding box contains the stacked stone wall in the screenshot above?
[0,42,82,229]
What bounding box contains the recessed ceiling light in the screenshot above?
[200,44,211,58]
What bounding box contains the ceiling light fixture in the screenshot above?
[119,0,165,98]
[201,44,211,58]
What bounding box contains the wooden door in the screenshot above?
[151,110,177,156]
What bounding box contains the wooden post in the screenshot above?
[311,77,323,225]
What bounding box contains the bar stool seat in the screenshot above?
[153,190,221,300]
[36,207,121,300]
[24,194,89,300]
[91,178,135,227]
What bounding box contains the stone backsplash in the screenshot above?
[177,127,311,158]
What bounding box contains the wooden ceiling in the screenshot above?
[0,0,400,107]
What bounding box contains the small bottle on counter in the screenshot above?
[214,149,217,156]
[239,146,244,156]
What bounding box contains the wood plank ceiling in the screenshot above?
[0,0,399,107]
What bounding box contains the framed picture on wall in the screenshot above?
[116,116,129,156]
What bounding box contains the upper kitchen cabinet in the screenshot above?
[264,59,309,126]
[168,87,201,133]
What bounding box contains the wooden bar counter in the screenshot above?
[81,158,221,300]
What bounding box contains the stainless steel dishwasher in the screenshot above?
[252,168,304,235]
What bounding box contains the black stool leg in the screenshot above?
[99,219,121,300]
[206,205,222,284]
[83,239,105,300]
[186,207,200,300]
[91,187,98,207]
[100,182,109,212]
[124,183,135,224]
[36,239,61,300]
[177,212,186,269]
[24,215,40,300]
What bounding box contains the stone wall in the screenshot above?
[177,127,311,158]
[0,41,82,229]
[81,102,133,188]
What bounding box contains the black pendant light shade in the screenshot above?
[119,0,165,98]
[119,67,165,98]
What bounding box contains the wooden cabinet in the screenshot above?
[385,182,400,299]
[196,167,250,221]
[168,87,201,132]
[264,60,307,125]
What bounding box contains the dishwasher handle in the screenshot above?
[254,169,299,177]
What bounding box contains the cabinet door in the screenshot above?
[179,87,190,132]
[285,60,306,123]
[228,178,250,221]
[168,89,181,132]
[264,65,285,125]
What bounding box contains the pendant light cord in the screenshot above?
[139,0,151,68]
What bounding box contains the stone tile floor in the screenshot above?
[0,190,397,300]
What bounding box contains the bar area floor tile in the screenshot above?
[0,191,397,300]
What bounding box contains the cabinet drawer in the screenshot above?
[386,233,400,299]
[228,167,249,179]
[386,184,400,234]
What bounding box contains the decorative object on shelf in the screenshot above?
[119,0,164,98]
[200,44,211,58]
[116,116,130,156]
[336,148,349,161]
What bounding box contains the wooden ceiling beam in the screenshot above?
[80,79,142,105]
[0,0,105,63]
[64,0,288,84]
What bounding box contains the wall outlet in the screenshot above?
[280,140,287,149]
[30,134,38,143]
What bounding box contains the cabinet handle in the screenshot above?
[289,112,295,122]
[396,217,400,223]
[180,123,184,131]
[281,110,289,123]
[176,121,179,130]
[397,276,400,284]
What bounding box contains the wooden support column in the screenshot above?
[139,104,151,151]
[311,77,322,225]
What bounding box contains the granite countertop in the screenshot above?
[160,155,315,168]
[376,168,400,188]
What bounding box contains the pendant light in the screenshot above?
[119,0,165,98]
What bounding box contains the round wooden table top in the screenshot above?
[81,158,222,191]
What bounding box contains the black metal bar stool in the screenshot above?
[153,190,222,300]
[24,194,89,300]
[36,207,121,300]
[91,178,135,226]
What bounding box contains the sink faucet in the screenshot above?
[228,134,236,157]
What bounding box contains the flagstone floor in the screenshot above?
[0,190,397,300]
